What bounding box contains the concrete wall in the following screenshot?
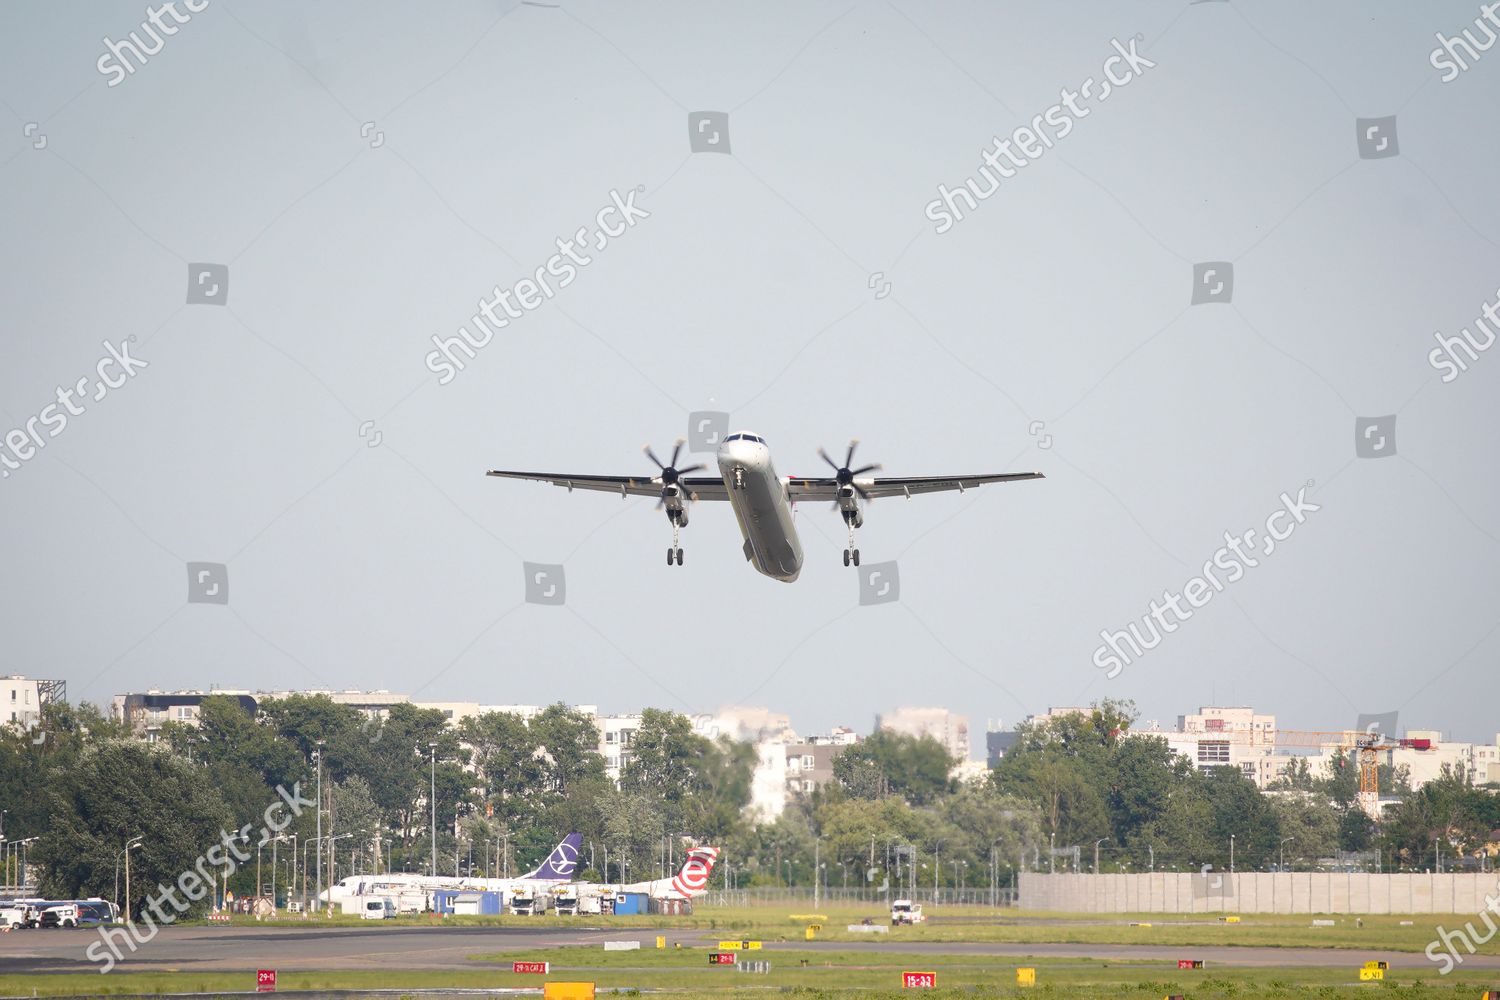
[1020,872,1500,914]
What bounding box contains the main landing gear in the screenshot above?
[842,512,860,567]
[667,509,685,567]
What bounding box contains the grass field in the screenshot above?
[4,906,1498,998]
[5,946,1500,999]
[172,903,1500,957]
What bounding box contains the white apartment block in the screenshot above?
[877,706,971,762]
[3,676,43,731]
[596,713,641,782]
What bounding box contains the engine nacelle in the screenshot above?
[662,486,688,525]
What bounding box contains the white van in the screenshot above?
[361,897,395,920]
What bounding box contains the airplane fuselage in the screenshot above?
[717,433,803,582]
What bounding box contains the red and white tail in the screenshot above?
[669,847,720,897]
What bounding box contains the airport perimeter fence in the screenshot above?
[696,886,1019,909]
[1022,871,1500,914]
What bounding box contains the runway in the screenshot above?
[0,924,1490,976]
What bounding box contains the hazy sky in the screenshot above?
[3,1,1498,755]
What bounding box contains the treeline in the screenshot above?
[983,700,1500,873]
[0,698,754,919]
[1,697,1495,921]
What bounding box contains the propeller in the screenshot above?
[645,439,706,508]
[818,439,882,504]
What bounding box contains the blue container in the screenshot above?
[613,892,649,915]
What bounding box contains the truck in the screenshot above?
[890,899,924,925]
[508,892,548,916]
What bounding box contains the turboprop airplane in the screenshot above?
[487,436,1043,582]
[320,832,582,906]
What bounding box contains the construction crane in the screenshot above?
[1179,726,1429,817]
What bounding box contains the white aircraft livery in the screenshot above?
[569,846,721,901]
[320,832,581,907]
[488,436,1043,582]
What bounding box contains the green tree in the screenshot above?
[1266,791,1339,867]
[34,740,234,920]
[831,731,955,806]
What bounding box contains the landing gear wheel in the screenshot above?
[666,547,674,566]
[675,547,684,565]
[843,549,851,567]
[853,549,861,566]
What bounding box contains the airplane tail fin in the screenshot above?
[669,846,720,897]
[524,832,583,880]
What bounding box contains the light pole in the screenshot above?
[329,833,353,897]
[428,742,439,877]
[287,833,297,911]
[1049,831,1056,875]
[123,835,143,923]
[1094,838,1109,873]
[813,837,822,909]
[1148,844,1155,872]
[1230,834,1236,874]
[314,739,324,912]
[303,836,318,908]
[933,840,943,904]
[1280,837,1293,871]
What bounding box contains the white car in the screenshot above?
[890,899,924,925]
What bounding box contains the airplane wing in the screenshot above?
[485,470,731,501]
[786,471,1044,502]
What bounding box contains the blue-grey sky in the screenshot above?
[3,1,1498,753]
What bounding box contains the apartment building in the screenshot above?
[876,706,971,762]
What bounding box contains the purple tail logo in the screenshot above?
[526,833,582,880]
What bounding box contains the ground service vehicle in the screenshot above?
[361,898,394,920]
[891,899,924,925]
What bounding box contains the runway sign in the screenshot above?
[709,952,735,965]
[1016,967,1036,987]
[901,971,936,988]
[255,969,276,993]
[718,939,762,950]
[513,962,550,974]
